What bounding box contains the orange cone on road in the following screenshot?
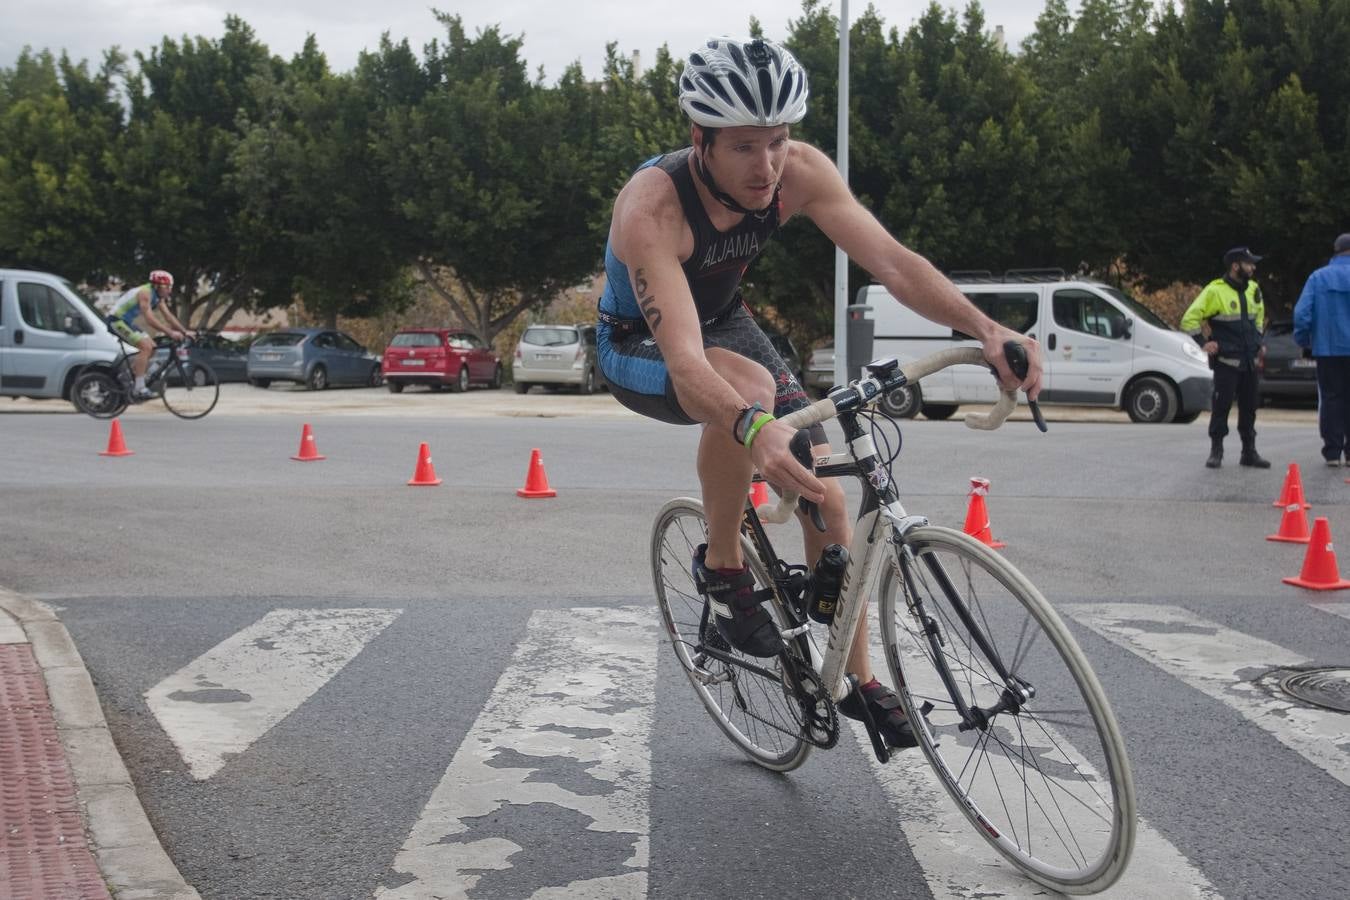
[748,480,769,508]
[1283,517,1350,590]
[516,448,556,498]
[407,442,442,486]
[99,419,134,457]
[1267,498,1311,543]
[1272,463,1310,510]
[962,476,1005,549]
[290,423,326,461]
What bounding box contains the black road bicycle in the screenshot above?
[651,344,1136,894]
[72,336,219,420]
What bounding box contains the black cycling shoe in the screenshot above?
[692,544,781,658]
[837,678,920,749]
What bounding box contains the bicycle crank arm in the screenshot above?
[843,674,891,764]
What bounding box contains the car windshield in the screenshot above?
[523,327,578,347]
[254,333,306,347]
[391,333,441,348]
[1101,287,1170,330]
[60,279,105,319]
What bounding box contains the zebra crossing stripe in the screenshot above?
[1063,604,1350,788]
[858,633,1221,900]
[1311,602,1350,622]
[377,606,657,900]
[145,608,400,780]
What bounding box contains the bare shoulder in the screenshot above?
[779,140,849,218]
[611,166,686,261]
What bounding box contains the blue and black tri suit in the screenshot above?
[597,147,822,442]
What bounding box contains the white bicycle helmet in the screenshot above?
[679,37,808,128]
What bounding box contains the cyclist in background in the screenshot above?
[597,37,1040,748]
[108,270,193,400]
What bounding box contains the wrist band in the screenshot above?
[732,402,765,444]
[743,412,775,450]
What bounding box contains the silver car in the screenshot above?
[513,324,605,394]
[247,328,383,391]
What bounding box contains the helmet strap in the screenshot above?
[692,148,777,220]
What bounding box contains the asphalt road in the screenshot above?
[2,390,1347,899]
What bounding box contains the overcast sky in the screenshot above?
[4,1,1066,83]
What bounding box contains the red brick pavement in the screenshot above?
[0,643,111,900]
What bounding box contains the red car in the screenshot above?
[382,329,502,393]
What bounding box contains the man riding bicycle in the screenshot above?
[107,269,194,400]
[597,37,1042,749]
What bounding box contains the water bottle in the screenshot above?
[807,544,849,625]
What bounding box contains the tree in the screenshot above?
[230,37,415,329]
[373,16,614,343]
[0,49,125,279]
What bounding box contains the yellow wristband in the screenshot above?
[742,412,775,450]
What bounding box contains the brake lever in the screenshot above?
[1001,340,1047,433]
[789,430,828,532]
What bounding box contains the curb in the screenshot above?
[0,587,201,900]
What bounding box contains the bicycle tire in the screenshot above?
[651,497,812,772]
[159,361,219,419]
[71,370,129,419]
[877,525,1135,894]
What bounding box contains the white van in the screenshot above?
[861,271,1213,423]
[0,269,124,408]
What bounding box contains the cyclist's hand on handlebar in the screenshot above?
[748,418,826,504]
[982,330,1042,401]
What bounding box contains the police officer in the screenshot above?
[1181,247,1270,469]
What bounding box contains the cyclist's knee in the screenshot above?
[707,348,775,408]
[137,338,154,353]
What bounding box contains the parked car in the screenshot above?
[804,344,836,398]
[153,331,249,384]
[1259,320,1317,405]
[513,324,606,394]
[247,328,382,390]
[381,329,502,392]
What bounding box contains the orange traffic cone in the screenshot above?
[99,419,134,457]
[1272,463,1310,510]
[1267,498,1311,543]
[407,442,442,486]
[517,448,557,498]
[748,480,769,508]
[1283,517,1350,590]
[962,476,1005,549]
[290,423,326,461]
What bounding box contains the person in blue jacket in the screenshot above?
[1294,233,1350,466]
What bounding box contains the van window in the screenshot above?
[522,327,578,347]
[16,282,77,332]
[1054,290,1127,339]
[955,292,1038,339]
[1101,287,1170,330]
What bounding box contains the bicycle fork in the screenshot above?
[895,541,1036,735]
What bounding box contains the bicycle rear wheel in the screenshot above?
[651,497,812,772]
[159,361,219,419]
[877,525,1135,894]
[71,370,128,418]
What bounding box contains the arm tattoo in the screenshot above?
[633,268,663,331]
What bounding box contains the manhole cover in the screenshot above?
[1279,667,1350,713]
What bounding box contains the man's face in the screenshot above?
[1236,260,1256,278]
[698,124,791,210]
[154,282,172,298]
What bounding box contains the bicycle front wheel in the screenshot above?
[160,362,219,419]
[71,370,128,419]
[651,497,812,772]
[877,525,1135,894]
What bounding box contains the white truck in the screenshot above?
[860,271,1213,423]
[0,269,124,409]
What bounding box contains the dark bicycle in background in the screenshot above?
[71,336,219,420]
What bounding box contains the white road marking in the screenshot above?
[1063,604,1350,788]
[1311,602,1350,622]
[377,606,656,900]
[145,608,399,780]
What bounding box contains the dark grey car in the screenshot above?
[1260,320,1317,404]
[155,332,249,384]
[247,328,383,390]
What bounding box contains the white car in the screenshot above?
[513,324,605,395]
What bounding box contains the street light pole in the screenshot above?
[832,0,850,387]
